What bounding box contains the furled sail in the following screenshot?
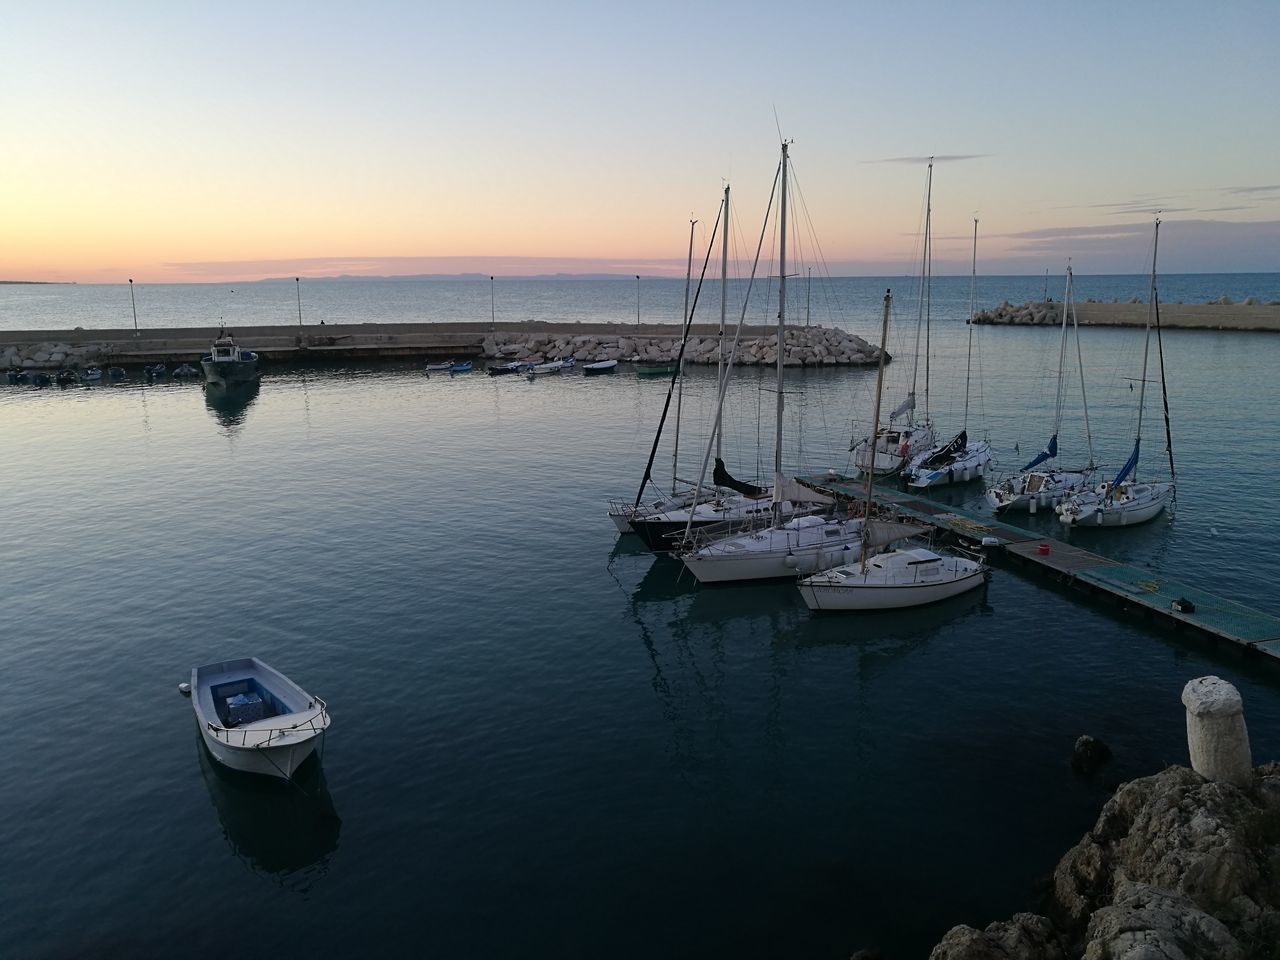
[1022,433,1058,471]
[1112,439,1140,488]
[713,457,766,498]
[864,519,928,548]
[889,392,915,421]
[772,474,834,505]
[922,430,967,469]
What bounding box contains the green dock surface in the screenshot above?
[798,473,1280,659]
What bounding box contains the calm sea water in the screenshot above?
[2,273,1278,332]
[3,291,1279,958]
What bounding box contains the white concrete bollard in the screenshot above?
[1182,676,1252,787]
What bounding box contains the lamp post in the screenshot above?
[490,275,495,332]
[128,279,139,337]
[296,277,303,326]
[636,275,640,327]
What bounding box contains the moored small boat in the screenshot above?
[425,359,455,371]
[108,366,127,380]
[201,332,259,384]
[528,360,566,376]
[191,657,331,780]
[635,361,677,377]
[583,359,618,375]
[173,363,200,378]
[56,369,77,386]
[144,363,168,378]
[449,361,474,373]
[30,372,51,387]
[81,366,103,383]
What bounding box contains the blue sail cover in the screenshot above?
[1021,434,1058,471]
[1113,439,1140,487]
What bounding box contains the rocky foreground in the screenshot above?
[928,763,1280,959]
[478,324,885,367]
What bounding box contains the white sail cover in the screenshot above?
[889,393,915,421]
[864,519,928,548]
[773,474,834,505]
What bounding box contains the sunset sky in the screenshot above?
[3,1,1277,283]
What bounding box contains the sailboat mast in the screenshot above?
[923,159,933,424]
[862,290,893,574]
[774,142,789,498]
[908,160,933,426]
[1068,267,1096,467]
[673,218,696,495]
[1152,230,1176,483]
[1050,265,1071,440]
[1131,219,1159,480]
[718,185,729,462]
[963,217,977,429]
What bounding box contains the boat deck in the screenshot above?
[797,473,1280,659]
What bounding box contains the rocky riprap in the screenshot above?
[3,341,116,370]
[479,325,885,367]
[928,763,1280,959]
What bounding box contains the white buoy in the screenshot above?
[1182,676,1251,787]
[178,682,191,696]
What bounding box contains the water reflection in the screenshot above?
[203,379,260,431]
[196,735,341,890]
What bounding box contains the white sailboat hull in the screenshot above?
[797,549,986,611]
[1057,481,1173,527]
[905,441,993,489]
[986,470,1092,513]
[853,424,936,476]
[679,517,864,583]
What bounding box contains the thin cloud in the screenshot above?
[1221,184,1280,195]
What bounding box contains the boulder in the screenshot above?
[928,913,1066,960]
[1072,735,1113,775]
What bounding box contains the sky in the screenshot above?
[2,0,1278,283]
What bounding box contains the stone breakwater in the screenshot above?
[479,325,885,367]
[973,299,1280,332]
[1,322,885,369]
[2,340,118,370]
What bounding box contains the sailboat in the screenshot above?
[851,162,938,477]
[1057,219,1175,527]
[612,204,793,549]
[797,291,987,611]
[677,145,866,583]
[902,215,993,489]
[986,264,1097,513]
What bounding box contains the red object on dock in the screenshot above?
[1038,543,1050,556]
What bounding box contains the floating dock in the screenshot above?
[799,474,1280,660]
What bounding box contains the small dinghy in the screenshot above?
[190,657,331,780]
[172,363,200,378]
[487,360,524,376]
[56,369,77,387]
[108,366,128,381]
[31,372,51,387]
[144,363,168,379]
[449,360,474,373]
[425,360,455,371]
[583,359,618,375]
[81,366,103,383]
